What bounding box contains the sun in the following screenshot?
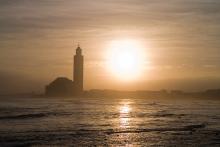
[106,39,145,81]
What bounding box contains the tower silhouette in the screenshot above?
[74,45,84,95]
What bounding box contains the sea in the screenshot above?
[0,97,219,146]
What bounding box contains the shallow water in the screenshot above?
[0,97,219,146]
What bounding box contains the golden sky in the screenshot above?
[0,0,220,93]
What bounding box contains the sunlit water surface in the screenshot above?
[0,97,219,146]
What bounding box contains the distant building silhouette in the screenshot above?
[45,45,84,97]
[45,77,75,96]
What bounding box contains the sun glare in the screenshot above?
[106,39,145,81]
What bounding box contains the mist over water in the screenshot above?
[0,97,219,146]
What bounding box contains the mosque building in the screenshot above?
[45,45,84,96]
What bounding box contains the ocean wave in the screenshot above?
[0,113,50,120]
[0,111,73,120]
[105,123,207,134]
[151,113,186,118]
[149,110,186,118]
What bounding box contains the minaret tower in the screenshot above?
[74,44,84,95]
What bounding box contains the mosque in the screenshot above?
[45,45,84,97]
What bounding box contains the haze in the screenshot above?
[0,0,220,94]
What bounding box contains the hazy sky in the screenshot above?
[0,0,220,93]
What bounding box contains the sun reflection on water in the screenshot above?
[119,102,132,128]
[120,105,131,114]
